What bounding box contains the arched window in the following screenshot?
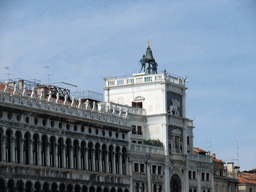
[43,183,49,192]
[153,184,157,192]
[15,131,22,163]
[88,142,93,171]
[75,185,81,192]
[116,147,120,174]
[24,132,30,164]
[158,185,162,192]
[8,180,15,192]
[109,145,114,173]
[122,147,127,175]
[0,179,5,192]
[17,180,24,192]
[33,134,39,165]
[74,140,79,169]
[95,143,100,172]
[6,130,12,162]
[102,144,107,172]
[135,183,139,192]
[59,183,65,192]
[82,186,88,192]
[66,139,72,168]
[81,141,86,170]
[141,183,145,192]
[67,184,73,192]
[25,181,32,192]
[51,183,58,192]
[42,135,48,166]
[50,137,55,167]
[58,138,64,168]
[35,182,41,192]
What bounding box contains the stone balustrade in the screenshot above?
[187,154,213,163]
[0,85,130,126]
[130,144,164,155]
[105,73,186,87]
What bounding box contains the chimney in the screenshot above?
[19,80,24,90]
[227,162,234,174]
[212,153,216,159]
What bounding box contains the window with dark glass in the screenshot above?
[189,171,192,179]
[132,102,142,108]
[138,126,142,135]
[140,164,144,173]
[132,125,136,134]
[202,173,205,181]
[134,163,139,172]
[152,165,156,174]
[193,171,196,179]
[206,173,210,181]
[158,166,162,174]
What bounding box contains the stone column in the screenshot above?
[183,126,188,155]
[20,138,24,164]
[38,141,42,166]
[112,151,116,174]
[70,145,74,169]
[119,152,122,175]
[2,134,6,162]
[85,148,88,170]
[54,142,58,168]
[62,144,66,168]
[77,146,81,170]
[92,148,95,171]
[29,138,33,165]
[11,136,15,162]
[46,142,50,166]
[182,91,186,118]
[197,169,201,192]
[147,164,151,192]
[125,152,129,175]
[106,150,109,173]
[99,149,102,172]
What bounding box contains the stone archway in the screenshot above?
[170,174,181,192]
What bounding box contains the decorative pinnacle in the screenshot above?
[147,39,150,47]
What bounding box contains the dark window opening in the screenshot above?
[132,125,136,134]
[132,102,142,108]
[134,163,139,172]
[137,126,142,135]
[158,166,162,174]
[152,165,156,174]
[140,164,144,173]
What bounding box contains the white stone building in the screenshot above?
[0,45,214,192]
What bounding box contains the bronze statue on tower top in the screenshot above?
[139,41,158,74]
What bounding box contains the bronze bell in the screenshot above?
[145,47,155,62]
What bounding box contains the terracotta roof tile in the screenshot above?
[238,172,256,185]
[193,147,207,153]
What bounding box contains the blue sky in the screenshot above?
[0,0,255,171]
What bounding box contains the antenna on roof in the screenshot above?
[231,141,240,166]
[206,141,212,155]
[4,67,12,82]
[44,66,52,85]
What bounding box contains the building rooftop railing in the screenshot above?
[187,154,213,163]
[0,84,130,127]
[131,143,164,155]
[105,72,186,87]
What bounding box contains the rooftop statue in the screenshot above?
[139,41,158,74]
[139,54,146,73]
[152,61,158,74]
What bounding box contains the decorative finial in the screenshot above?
[147,39,150,47]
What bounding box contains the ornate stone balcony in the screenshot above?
[130,144,164,155]
[105,72,186,88]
